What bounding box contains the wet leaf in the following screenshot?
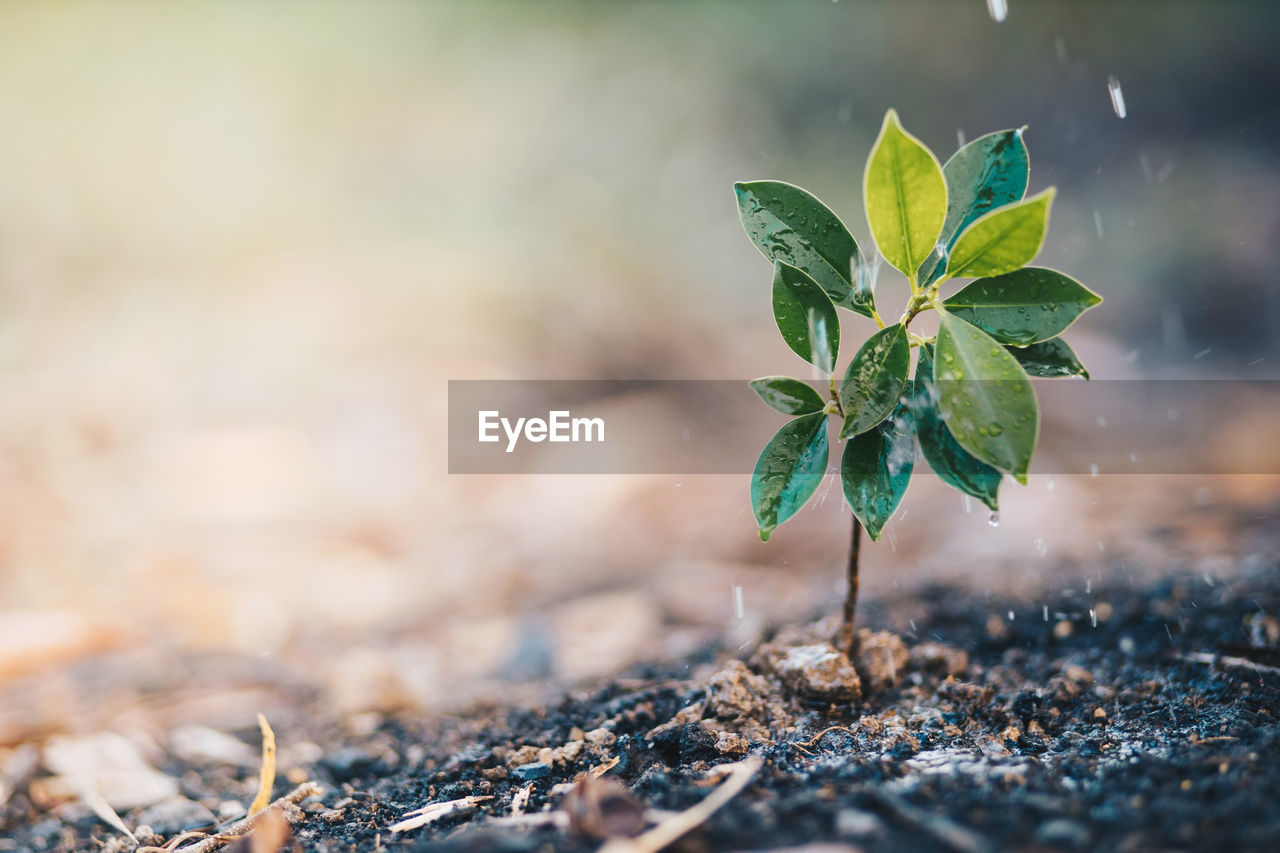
[946,188,1055,280]
[749,376,828,415]
[920,129,1029,286]
[751,412,830,541]
[934,311,1039,484]
[735,180,871,315]
[1008,337,1090,379]
[839,324,909,439]
[841,408,914,541]
[863,109,947,279]
[772,261,840,372]
[943,267,1102,345]
[912,345,1002,511]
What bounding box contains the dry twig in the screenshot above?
[389,795,493,834]
[248,714,276,816]
[596,756,761,853]
[168,782,321,853]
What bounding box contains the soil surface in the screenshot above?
[4,540,1280,852]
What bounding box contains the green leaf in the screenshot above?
[772,261,840,372]
[839,324,909,439]
[751,412,830,541]
[863,109,947,279]
[735,180,871,315]
[841,408,914,541]
[1008,337,1090,379]
[912,345,1002,511]
[920,128,1030,286]
[749,376,828,415]
[934,311,1039,484]
[943,267,1102,345]
[945,188,1055,280]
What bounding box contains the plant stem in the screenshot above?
[842,513,862,657]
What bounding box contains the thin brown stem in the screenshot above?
[842,514,862,657]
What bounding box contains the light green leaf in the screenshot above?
[1008,337,1090,379]
[772,261,840,372]
[735,180,871,315]
[920,128,1030,286]
[946,188,1055,280]
[839,324,910,439]
[943,267,1102,345]
[751,412,830,541]
[863,109,947,279]
[934,311,1040,484]
[841,407,914,541]
[912,344,1002,511]
[749,376,828,415]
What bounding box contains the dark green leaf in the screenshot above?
[749,376,828,415]
[839,324,909,438]
[943,267,1102,345]
[750,412,830,541]
[772,261,840,372]
[1008,337,1090,379]
[934,311,1039,484]
[920,128,1030,286]
[946,188,1055,280]
[735,180,871,315]
[912,345,1002,511]
[841,407,914,541]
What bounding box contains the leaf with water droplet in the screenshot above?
[863,109,947,279]
[935,311,1039,484]
[749,376,828,415]
[735,180,871,315]
[839,324,909,438]
[912,344,1002,511]
[946,188,1055,280]
[943,267,1102,345]
[1007,337,1090,379]
[751,412,830,541]
[772,261,840,371]
[841,405,914,541]
[920,129,1030,287]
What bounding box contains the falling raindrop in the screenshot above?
[1096,415,1107,428]
[1089,463,1099,478]
[733,585,745,620]
[1008,610,1016,620]
[1130,452,1138,464]
[956,128,967,148]
[1193,347,1212,360]
[986,0,1008,23]
[1043,605,1049,621]
[1093,210,1104,238]
[1054,36,1068,64]
[1107,75,1127,118]
[962,494,972,514]
[1047,477,1055,491]
[988,512,1000,527]
[1090,609,1098,628]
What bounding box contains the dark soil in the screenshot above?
[5,560,1280,852]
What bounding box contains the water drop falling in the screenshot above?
[733,585,745,620]
[1107,75,1127,118]
[988,512,1000,527]
[986,0,1008,23]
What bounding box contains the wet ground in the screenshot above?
[4,515,1278,853]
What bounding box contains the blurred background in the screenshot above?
[1,0,1279,742]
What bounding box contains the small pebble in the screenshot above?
[511,762,553,781]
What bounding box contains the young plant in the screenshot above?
[736,109,1101,654]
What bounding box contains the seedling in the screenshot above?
[736,109,1101,653]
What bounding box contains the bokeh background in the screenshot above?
[2,0,1279,741]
